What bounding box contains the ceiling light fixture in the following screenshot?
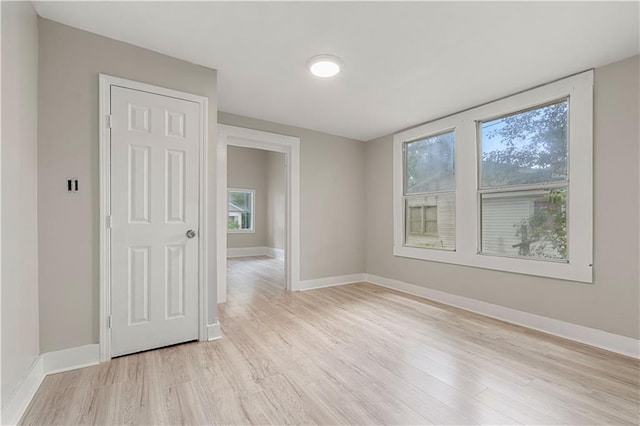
[307,54,344,78]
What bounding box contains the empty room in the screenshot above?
[1,1,639,425]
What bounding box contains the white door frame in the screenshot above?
[217,124,300,303]
[98,74,209,361]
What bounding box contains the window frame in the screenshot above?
[476,99,570,262]
[227,188,255,233]
[393,70,593,283]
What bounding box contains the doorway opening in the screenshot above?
[216,125,300,304]
[227,147,287,299]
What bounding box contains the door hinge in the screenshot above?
[106,215,112,229]
[108,315,112,328]
[106,114,113,128]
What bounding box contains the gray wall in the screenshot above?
[227,146,268,248]
[37,18,218,353]
[1,1,40,408]
[267,151,286,250]
[219,112,366,280]
[365,55,640,339]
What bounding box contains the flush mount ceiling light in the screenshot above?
[307,54,344,78]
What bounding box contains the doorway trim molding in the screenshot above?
[217,124,301,303]
[98,74,209,362]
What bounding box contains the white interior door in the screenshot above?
[110,86,200,357]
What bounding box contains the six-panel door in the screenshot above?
[110,86,200,357]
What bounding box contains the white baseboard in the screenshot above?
[1,357,44,426]
[266,247,285,260]
[226,246,269,258]
[365,274,640,358]
[297,273,366,291]
[227,246,285,260]
[1,344,100,425]
[207,322,222,341]
[43,344,100,375]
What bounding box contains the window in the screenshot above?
[479,100,568,262]
[393,71,593,282]
[404,131,456,250]
[227,189,254,232]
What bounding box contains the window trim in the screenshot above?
[393,70,593,283]
[227,188,255,233]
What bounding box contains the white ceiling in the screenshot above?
[34,1,639,141]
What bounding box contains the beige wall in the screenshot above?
[37,19,218,353]
[267,151,286,250]
[219,112,366,280]
[1,1,40,407]
[365,55,640,339]
[227,146,268,248]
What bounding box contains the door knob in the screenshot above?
[186,229,197,239]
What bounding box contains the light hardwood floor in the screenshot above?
[21,256,640,425]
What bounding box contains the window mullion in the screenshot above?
[456,118,477,256]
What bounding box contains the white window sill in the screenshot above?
[393,245,592,283]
